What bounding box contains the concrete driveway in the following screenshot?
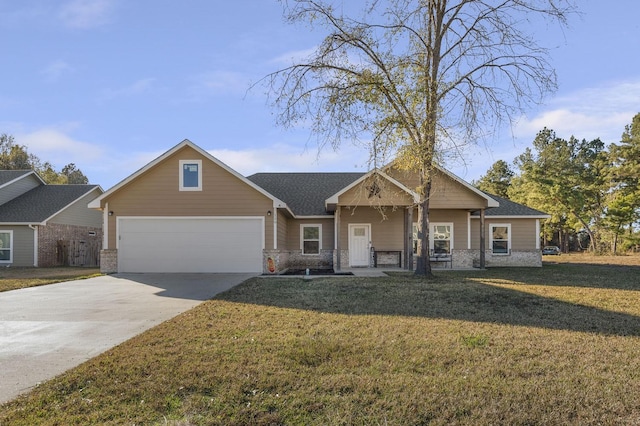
[0,273,255,404]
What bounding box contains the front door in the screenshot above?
[349,224,371,267]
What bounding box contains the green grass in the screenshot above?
[0,267,102,292]
[1,259,639,425]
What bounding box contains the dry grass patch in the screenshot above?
[0,267,101,292]
[1,262,639,425]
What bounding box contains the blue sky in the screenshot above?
[1,0,639,189]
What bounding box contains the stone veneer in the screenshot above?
[100,249,118,274]
[38,223,102,267]
[454,249,542,268]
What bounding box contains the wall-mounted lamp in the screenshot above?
[108,211,114,216]
[267,210,272,216]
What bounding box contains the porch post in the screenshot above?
[405,207,414,270]
[479,208,486,269]
[335,206,341,272]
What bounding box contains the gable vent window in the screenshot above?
[179,160,202,191]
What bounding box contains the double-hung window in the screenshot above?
[0,230,12,263]
[412,222,453,255]
[179,160,202,191]
[491,224,511,255]
[431,223,453,254]
[301,224,321,255]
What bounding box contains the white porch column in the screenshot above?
[480,208,486,269]
[335,206,341,271]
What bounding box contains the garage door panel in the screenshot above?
[118,218,263,273]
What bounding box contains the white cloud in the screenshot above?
[17,127,105,168]
[41,60,74,81]
[209,142,371,176]
[269,47,317,66]
[58,0,116,29]
[514,79,640,144]
[188,71,251,98]
[99,78,156,101]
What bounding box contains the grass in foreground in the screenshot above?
[0,260,639,425]
[0,267,101,292]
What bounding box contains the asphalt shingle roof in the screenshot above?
[0,170,32,187]
[247,172,364,216]
[248,173,547,217]
[0,185,99,223]
[474,193,548,217]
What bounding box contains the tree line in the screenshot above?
[474,113,640,254]
[0,133,88,184]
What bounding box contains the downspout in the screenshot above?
[28,224,38,267]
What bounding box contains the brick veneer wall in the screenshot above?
[38,223,102,267]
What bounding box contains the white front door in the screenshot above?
[348,224,371,267]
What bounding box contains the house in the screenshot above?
[89,139,549,274]
[0,170,103,267]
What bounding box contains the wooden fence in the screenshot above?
[57,240,101,267]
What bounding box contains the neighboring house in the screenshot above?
[0,170,103,267]
[89,139,549,274]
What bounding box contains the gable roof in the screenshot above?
[435,166,500,208]
[324,169,420,208]
[0,185,101,224]
[88,139,287,209]
[247,172,364,216]
[0,170,44,188]
[472,193,550,218]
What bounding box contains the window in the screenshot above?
[491,224,511,255]
[179,160,202,191]
[301,224,321,255]
[412,222,453,254]
[0,230,12,263]
[431,223,452,254]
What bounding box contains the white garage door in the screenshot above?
[118,217,264,273]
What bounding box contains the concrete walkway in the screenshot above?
[0,273,254,404]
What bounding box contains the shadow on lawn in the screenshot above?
[216,272,640,337]
[490,262,640,291]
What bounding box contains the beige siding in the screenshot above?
[286,218,334,251]
[338,206,405,251]
[277,210,288,249]
[0,226,35,266]
[338,208,469,252]
[103,145,274,249]
[426,209,470,250]
[385,167,488,210]
[0,174,41,205]
[470,218,539,250]
[50,188,103,227]
[338,175,414,207]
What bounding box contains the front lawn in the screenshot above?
[0,267,101,292]
[1,260,639,424]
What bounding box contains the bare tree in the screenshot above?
[263,0,575,276]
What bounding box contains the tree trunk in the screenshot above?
[414,174,433,278]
